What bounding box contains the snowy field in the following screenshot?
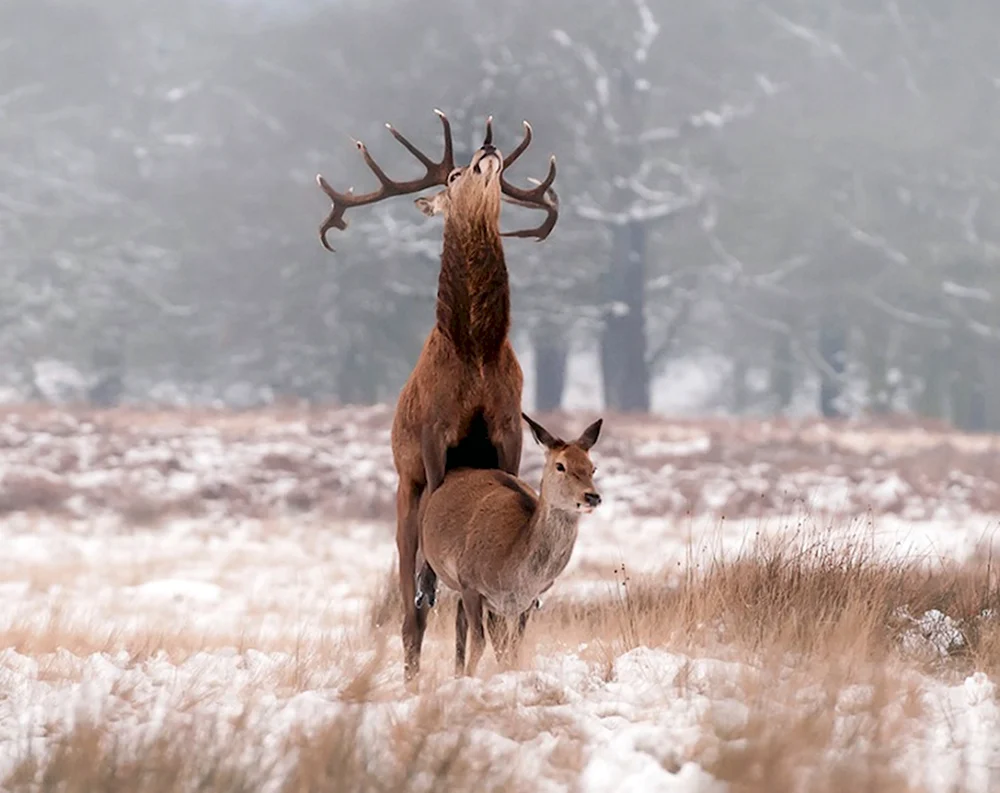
[0,404,999,791]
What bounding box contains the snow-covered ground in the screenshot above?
[0,405,999,790]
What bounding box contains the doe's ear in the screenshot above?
[575,418,603,451]
[522,412,562,450]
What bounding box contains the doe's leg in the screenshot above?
[421,425,448,495]
[460,590,486,676]
[486,611,512,666]
[484,428,523,665]
[507,608,531,666]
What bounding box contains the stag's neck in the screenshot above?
[512,494,580,579]
[435,216,510,362]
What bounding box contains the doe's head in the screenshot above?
[414,117,502,225]
[523,412,603,514]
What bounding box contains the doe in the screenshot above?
[417,413,603,676]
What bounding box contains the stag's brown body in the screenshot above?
[418,414,603,677]
[314,111,559,681]
[391,154,527,680]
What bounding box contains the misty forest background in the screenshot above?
[4,0,1000,428]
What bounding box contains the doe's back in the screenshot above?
[420,468,538,573]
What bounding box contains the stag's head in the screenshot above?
[315,111,559,252]
[414,121,504,225]
[523,413,603,514]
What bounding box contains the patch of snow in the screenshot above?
[131,579,224,603]
[633,435,711,458]
[898,608,966,660]
[912,673,1000,793]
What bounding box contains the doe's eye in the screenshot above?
[556,463,565,472]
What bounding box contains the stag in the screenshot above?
[416,413,603,676]
[315,111,558,681]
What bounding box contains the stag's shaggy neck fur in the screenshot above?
[436,190,509,364]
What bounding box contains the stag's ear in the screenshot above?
[414,190,447,217]
[522,412,562,450]
[575,418,603,451]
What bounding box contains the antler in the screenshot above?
[316,110,456,252]
[500,121,559,241]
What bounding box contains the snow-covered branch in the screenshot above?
[575,194,700,227]
[549,29,618,134]
[863,293,950,330]
[762,6,855,69]
[632,0,660,64]
[834,215,910,266]
[942,281,992,303]
[0,83,42,114]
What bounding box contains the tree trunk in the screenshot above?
[600,220,650,412]
[770,329,794,412]
[950,341,987,433]
[818,314,846,418]
[336,341,378,406]
[862,326,890,415]
[532,324,568,413]
[915,340,947,421]
[88,341,125,407]
[730,357,748,414]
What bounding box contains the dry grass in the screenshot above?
[3,403,1000,522]
[4,643,530,793]
[364,530,1000,688]
[344,533,1000,789]
[707,664,925,793]
[514,533,1000,677]
[4,715,523,793]
[0,472,73,517]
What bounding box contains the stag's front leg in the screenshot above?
[495,424,523,477]
[397,481,427,683]
[421,424,448,496]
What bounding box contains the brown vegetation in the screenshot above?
[0,404,999,524]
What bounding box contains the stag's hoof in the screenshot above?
[415,590,436,609]
[535,598,543,610]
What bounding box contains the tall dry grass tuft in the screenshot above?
[532,532,1000,676]
[5,720,277,793]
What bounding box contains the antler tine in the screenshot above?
[385,124,435,170]
[502,120,532,171]
[498,152,559,241]
[501,154,556,204]
[501,180,559,242]
[387,109,456,176]
[434,108,455,173]
[483,115,494,146]
[315,109,457,252]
